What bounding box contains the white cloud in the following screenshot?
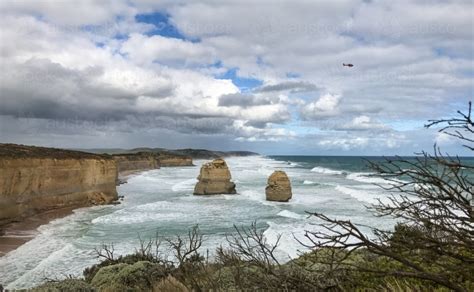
[0,0,472,154]
[336,115,390,131]
[121,33,216,66]
[435,132,454,146]
[301,93,341,119]
[232,120,296,142]
[0,0,132,26]
[0,10,292,140]
[315,131,406,151]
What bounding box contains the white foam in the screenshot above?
[311,166,344,175]
[335,185,390,205]
[263,221,313,260]
[91,202,188,225]
[303,180,316,185]
[347,172,387,184]
[257,167,274,176]
[277,210,304,219]
[239,189,274,206]
[171,178,197,192]
[346,172,407,185]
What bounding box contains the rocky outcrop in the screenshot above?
[194,159,236,195]
[265,171,292,202]
[0,144,118,226]
[112,152,160,174]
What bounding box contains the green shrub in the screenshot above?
[31,279,94,292]
[90,261,167,291]
[83,252,166,282]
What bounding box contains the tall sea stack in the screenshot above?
[265,171,292,202]
[194,159,236,195]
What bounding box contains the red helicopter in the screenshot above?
[343,63,354,67]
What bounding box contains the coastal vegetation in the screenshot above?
[26,104,473,291]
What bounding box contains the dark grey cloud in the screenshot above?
[129,115,235,134]
[218,93,276,107]
[255,81,319,93]
[0,58,174,121]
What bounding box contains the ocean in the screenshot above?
[0,155,451,289]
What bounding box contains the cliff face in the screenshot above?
[112,152,192,170]
[158,155,193,167]
[112,153,160,174]
[0,144,118,226]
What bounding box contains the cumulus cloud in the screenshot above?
[0,0,472,154]
[166,0,472,120]
[301,93,342,120]
[334,115,390,132]
[121,33,216,66]
[0,10,293,141]
[232,120,296,142]
[312,131,407,151]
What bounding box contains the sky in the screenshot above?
[0,0,473,155]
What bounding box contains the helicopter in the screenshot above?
[343,63,354,67]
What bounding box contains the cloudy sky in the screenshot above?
[0,0,472,155]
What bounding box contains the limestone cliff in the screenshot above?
[194,159,236,195]
[112,152,160,174]
[157,153,193,167]
[0,144,118,226]
[265,171,292,202]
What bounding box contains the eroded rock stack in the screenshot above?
[194,159,236,195]
[265,171,292,202]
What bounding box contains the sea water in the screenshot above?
[0,155,406,289]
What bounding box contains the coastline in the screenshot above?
[0,148,252,259]
[0,206,76,257]
[0,170,141,258]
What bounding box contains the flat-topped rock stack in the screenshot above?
[265,171,292,202]
[194,159,236,195]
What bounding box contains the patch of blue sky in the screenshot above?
[386,120,423,131]
[135,12,197,41]
[217,68,263,92]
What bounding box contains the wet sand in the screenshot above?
[0,206,76,257]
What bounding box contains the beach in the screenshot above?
[0,206,75,257]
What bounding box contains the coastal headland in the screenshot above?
[0,143,257,255]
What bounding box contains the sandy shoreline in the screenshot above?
[0,172,137,257]
[0,206,76,257]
